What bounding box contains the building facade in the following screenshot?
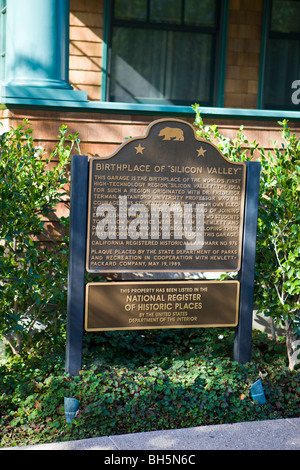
[0,0,299,167]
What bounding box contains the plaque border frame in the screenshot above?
[85,118,246,273]
[84,280,240,332]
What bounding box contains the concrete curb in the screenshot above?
[3,418,300,451]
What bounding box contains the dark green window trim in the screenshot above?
[257,0,269,109]
[102,0,228,107]
[1,99,300,123]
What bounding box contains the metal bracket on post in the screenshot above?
[65,155,89,376]
[234,161,261,364]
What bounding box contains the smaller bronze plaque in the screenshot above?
[85,281,240,331]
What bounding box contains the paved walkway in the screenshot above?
[3,418,300,451]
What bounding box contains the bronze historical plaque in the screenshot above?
[86,119,246,273]
[85,281,239,331]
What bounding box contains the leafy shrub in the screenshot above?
[0,329,299,447]
[193,105,300,370]
[0,114,299,448]
[255,122,300,369]
[0,120,79,355]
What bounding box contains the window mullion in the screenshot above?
[181,0,185,25]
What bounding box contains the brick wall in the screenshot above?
[4,108,299,161]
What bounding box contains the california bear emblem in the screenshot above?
[158,127,184,141]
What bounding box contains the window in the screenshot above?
[260,0,300,110]
[106,0,224,106]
